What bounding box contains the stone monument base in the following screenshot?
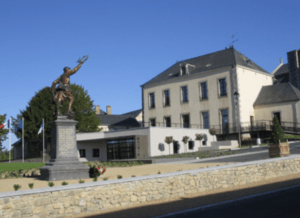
[40,158,90,181]
[40,116,90,181]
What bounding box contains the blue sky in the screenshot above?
[1,0,299,151]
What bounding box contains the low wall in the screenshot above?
[1,155,300,218]
[211,140,239,149]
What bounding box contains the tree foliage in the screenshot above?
[13,84,101,145]
[270,115,285,144]
[0,114,9,152]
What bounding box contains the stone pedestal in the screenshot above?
[40,116,90,181]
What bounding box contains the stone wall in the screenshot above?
[1,155,300,218]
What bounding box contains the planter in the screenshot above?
[268,142,290,158]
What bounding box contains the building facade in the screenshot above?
[141,47,273,139]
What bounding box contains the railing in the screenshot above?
[143,120,300,135]
[143,122,205,129]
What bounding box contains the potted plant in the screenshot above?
[195,134,204,148]
[165,136,175,155]
[268,116,290,158]
[209,128,216,141]
[182,136,189,153]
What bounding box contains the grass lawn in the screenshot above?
[0,163,46,173]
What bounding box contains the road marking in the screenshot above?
[154,184,300,218]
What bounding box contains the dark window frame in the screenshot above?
[163,90,170,106]
[181,86,188,103]
[164,116,171,127]
[219,78,227,97]
[200,82,208,100]
[93,149,100,158]
[188,141,194,150]
[149,93,155,109]
[202,111,210,129]
[79,149,86,158]
[150,118,156,127]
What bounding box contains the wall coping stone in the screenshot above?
[0,154,299,199]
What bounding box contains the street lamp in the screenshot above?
[234,91,241,148]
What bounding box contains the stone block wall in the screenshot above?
[1,156,300,218]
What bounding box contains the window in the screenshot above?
[202,141,206,146]
[181,86,188,103]
[221,109,229,133]
[181,66,186,75]
[107,138,135,160]
[79,149,86,158]
[150,118,156,127]
[200,82,208,100]
[182,114,190,128]
[202,112,210,129]
[164,117,171,127]
[163,90,170,106]
[149,93,155,108]
[188,141,194,150]
[93,149,99,157]
[219,78,227,96]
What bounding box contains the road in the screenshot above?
[155,184,300,218]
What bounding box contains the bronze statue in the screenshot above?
[51,55,89,117]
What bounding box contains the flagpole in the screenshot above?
[43,118,44,163]
[22,117,24,163]
[9,116,11,164]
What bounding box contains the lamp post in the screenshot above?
[234,91,241,148]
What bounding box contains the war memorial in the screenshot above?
[40,56,90,181]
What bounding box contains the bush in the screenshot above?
[62,181,68,186]
[48,182,54,187]
[117,175,122,179]
[28,183,34,189]
[79,179,85,183]
[270,116,285,144]
[89,166,100,178]
[13,184,21,191]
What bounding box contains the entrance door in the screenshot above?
[221,109,229,133]
[173,141,179,154]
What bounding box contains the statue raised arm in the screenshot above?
[51,55,89,118]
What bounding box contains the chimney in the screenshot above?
[95,105,100,115]
[106,106,111,115]
[280,58,283,63]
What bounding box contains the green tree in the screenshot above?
[59,83,101,133]
[13,84,101,156]
[270,115,285,144]
[0,114,9,152]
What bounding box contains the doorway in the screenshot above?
[273,112,281,126]
[173,141,179,154]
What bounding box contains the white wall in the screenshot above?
[236,66,273,124]
[148,127,213,157]
[77,140,107,162]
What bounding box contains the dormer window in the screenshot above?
[180,65,186,75]
[180,63,195,76]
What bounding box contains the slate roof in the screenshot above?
[96,114,140,127]
[273,64,289,76]
[253,83,300,106]
[121,109,142,117]
[141,47,270,87]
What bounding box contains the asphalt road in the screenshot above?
[155,184,300,218]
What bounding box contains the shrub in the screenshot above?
[209,128,216,135]
[48,182,54,187]
[62,181,68,186]
[158,171,161,174]
[132,175,136,177]
[270,116,285,144]
[117,175,122,179]
[13,184,21,191]
[79,179,85,183]
[195,134,204,140]
[28,183,34,189]
[103,177,108,180]
[93,177,97,182]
